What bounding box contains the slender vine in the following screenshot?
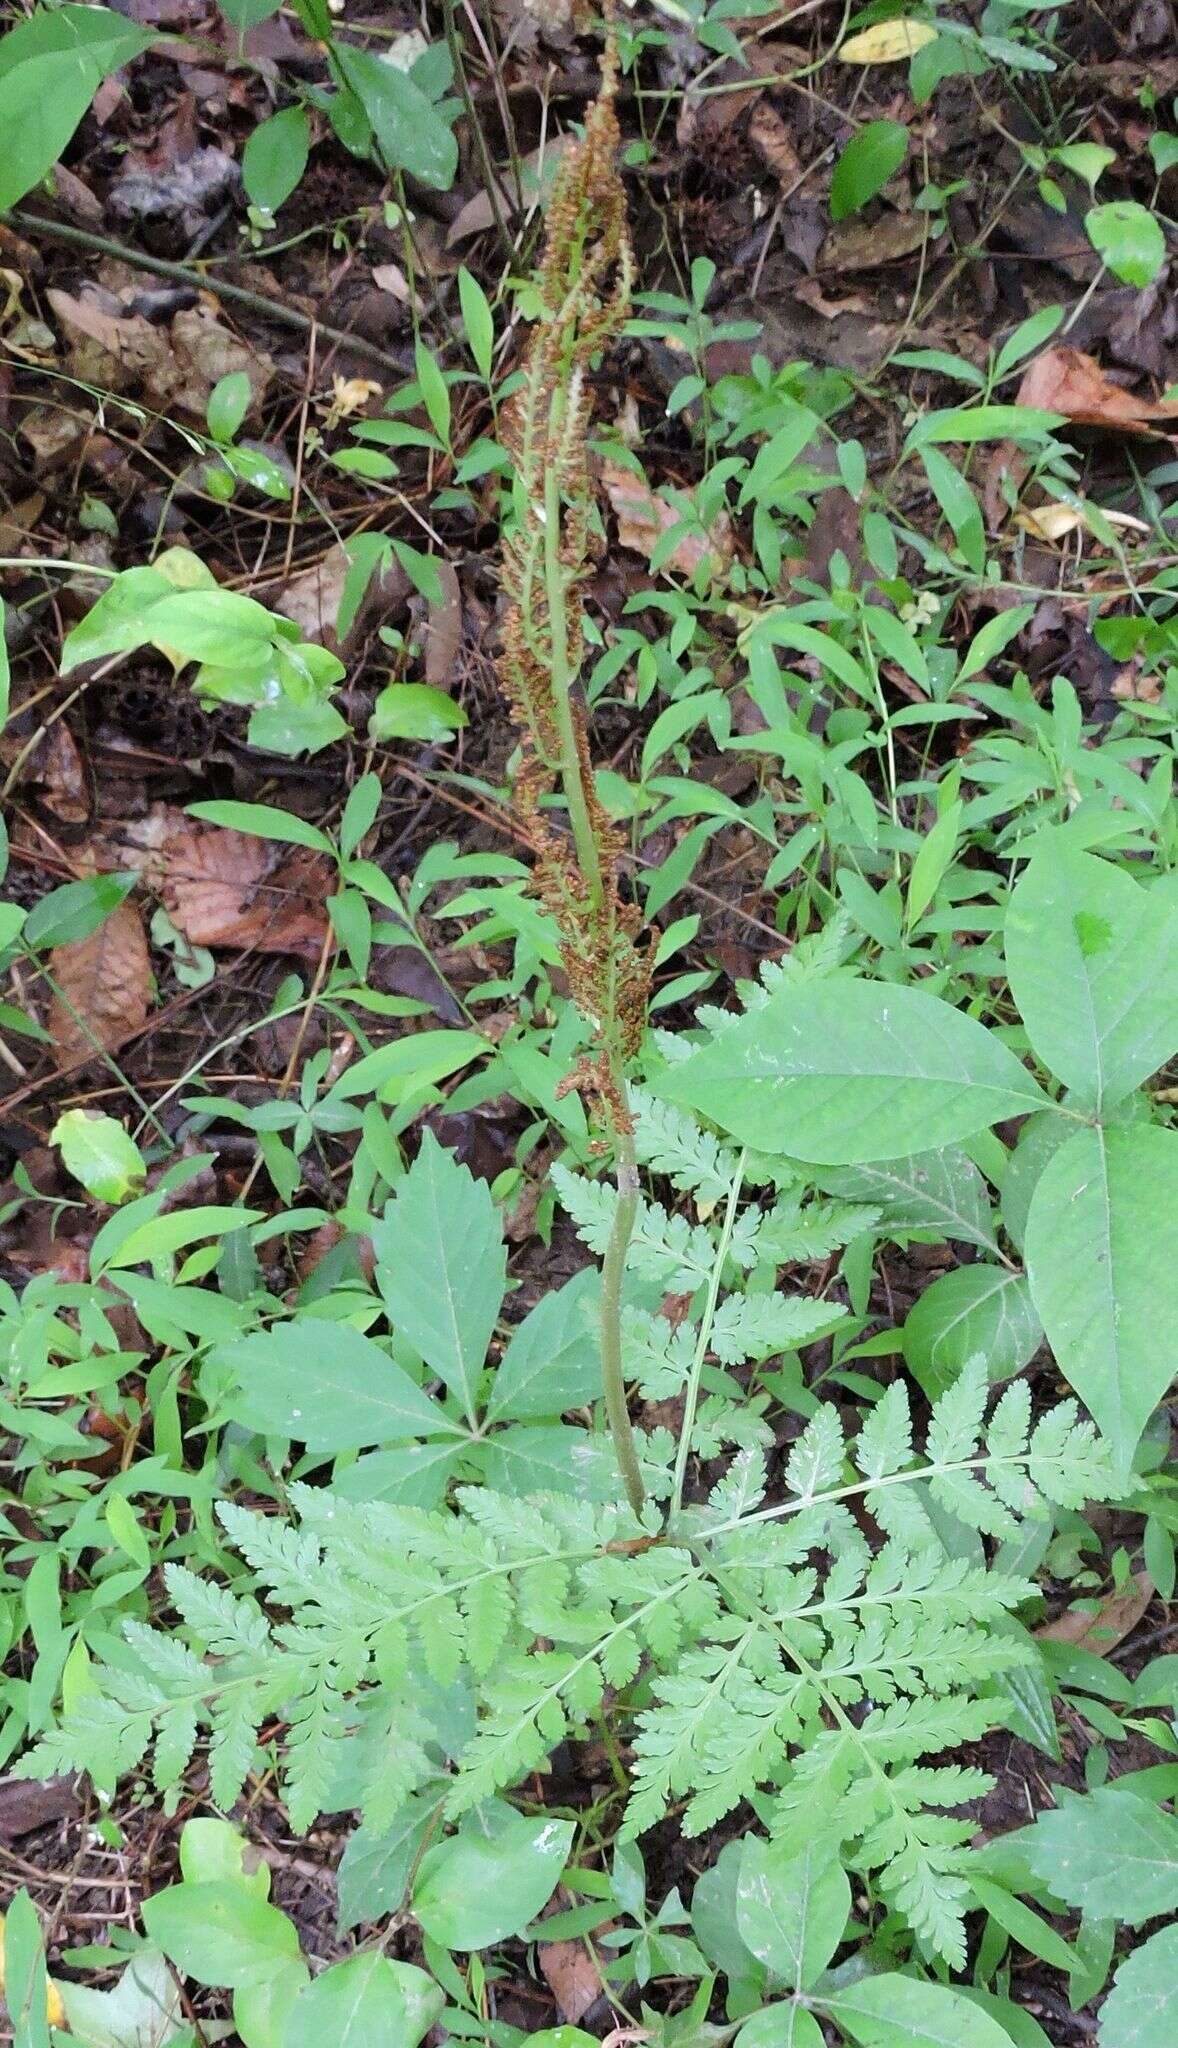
[495,20,650,1514]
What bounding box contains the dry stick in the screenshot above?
[11,211,412,379]
[439,0,519,269]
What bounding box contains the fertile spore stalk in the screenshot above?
[496,24,650,1516]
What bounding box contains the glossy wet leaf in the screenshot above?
[413,1808,573,1949]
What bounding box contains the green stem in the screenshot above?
[666,1151,745,1532]
[600,1097,645,1519]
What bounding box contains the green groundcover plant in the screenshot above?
[4,5,1178,2047]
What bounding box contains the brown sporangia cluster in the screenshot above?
[496,25,649,1129]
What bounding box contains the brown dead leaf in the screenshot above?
[0,1776,80,1842]
[820,213,933,274]
[162,821,331,960]
[25,723,89,825]
[1016,501,1151,541]
[18,409,90,471]
[540,1939,606,2023]
[1015,345,1178,434]
[152,303,273,421]
[271,545,350,647]
[425,560,463,693]
[601,461,734,581]
[48,900,151,1066]
[371,262,421,312]
[47,288,170,394]
[86,803,184,888]
[747,101,802,186]
[793,277,873,319]
[47,289,272,423]
[447,137,573,245]
[1037,1570,1153,1655]
[0,491,46,554]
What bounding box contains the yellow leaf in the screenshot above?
[838,19,939,62]
[0,1912,68,2029]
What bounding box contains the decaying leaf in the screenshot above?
[48,900,152,1067]
[838,19,939,61]
[1016,501,1152,541]
[447,136,573,245]
[46,287,272,423]
[161,821,331,959]
[424,560,464,693]
[23,722,89,825]
[540,1937,605,2024]
[160,303,273,420]
[601,461,734,581]
[1038,1571,1153,1655]
[270,544,351,646]
[1015,344,1178,434]
[794,277,873,318]
[819,212,933,274]
[47,288,170,393]
[747,101,802,186]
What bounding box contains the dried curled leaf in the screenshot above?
[1016,345,1178,435]
[1016,501,1151,541]
[48,901,151,1067]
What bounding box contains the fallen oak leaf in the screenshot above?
[540,1937,607,2024]
[1015,344,1178,434]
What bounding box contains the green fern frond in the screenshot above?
[15,1372,1117,1971]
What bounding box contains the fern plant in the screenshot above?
[20,1082,1113,1969]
